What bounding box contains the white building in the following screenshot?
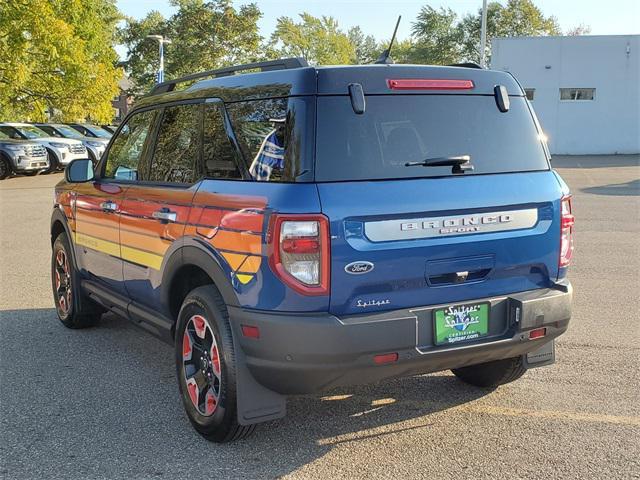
[491,35,639,155]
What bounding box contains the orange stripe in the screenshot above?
[75,222,119,243]
[211,230,262,255]
[220,210,264,232]
[120,230,171,255]
[239,255,261,273]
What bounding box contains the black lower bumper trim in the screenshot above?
[228,284,572,395]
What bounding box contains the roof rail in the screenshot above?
[448,62,483,69]
[148,57,309,96]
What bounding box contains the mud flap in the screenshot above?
[233,336,287,426]
[523,339,555,369]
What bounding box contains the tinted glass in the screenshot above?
[104,109,156,181]
[315,95,548,181]
[53,125,84,139]
[17,126,48,139]
[226,97,314,182]
[148,103,200,184]
[202,104,241,179]
[84,125,112,138]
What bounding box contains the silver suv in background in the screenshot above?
[0,123,87,172]
[0,130,49,179]
[34,123,107,165]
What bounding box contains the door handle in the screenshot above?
[100,200,117,212]
[152,208,177,223]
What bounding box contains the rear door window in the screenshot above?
[148,103,201,184]
[202,103,242,180]
[315,95,548,181]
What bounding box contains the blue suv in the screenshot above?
[51,58,574,442]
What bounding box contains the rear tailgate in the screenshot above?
[315,90,563,317]
[318,172,562,316]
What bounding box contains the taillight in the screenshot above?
[559,195,575,267]
[269,214,330,295]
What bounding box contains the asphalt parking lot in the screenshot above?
[0,155,638,480]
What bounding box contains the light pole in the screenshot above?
[479,0,488,68]
[147,35,171,84]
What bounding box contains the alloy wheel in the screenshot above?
[54,249,72,315]
[182,314,222,416]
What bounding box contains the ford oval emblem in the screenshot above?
[345,261,374,275]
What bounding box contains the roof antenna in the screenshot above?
[375,16,402,64]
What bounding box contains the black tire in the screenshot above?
[175,285,255,442]
[45,149,59,173]
[452,356,527,388]
[0,154,11,180]
[51,232,102,328]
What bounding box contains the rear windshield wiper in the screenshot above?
[404,155,474,174]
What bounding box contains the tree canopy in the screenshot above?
[0,0,122,122]
[269,13,355,66]
[0,0,590,121]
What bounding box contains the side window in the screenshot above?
[202,103,241,180]
[104,110,156,181]
[226,99,289,182]
[148,103,200,184]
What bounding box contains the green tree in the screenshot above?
[348,26,379,64]
[459,0,561,64]
[270,13,355,65]
[117,11,169,95]
[410,6,464,65]
[120,0,262,95]
[0,0,122,122]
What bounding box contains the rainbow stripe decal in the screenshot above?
[69,187,268,286]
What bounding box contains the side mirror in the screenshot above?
[65,158,94,183]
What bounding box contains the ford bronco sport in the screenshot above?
[51,58,573,442]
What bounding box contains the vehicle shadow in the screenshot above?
[581,179,639,196]
[0,308,493,479]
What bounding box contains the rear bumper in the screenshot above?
[229,284,572,395]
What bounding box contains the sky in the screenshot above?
[115,0,639,58]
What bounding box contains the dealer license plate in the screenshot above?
[434,302,489,345]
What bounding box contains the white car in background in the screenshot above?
[34,123,108,165]
[0,123,88,172]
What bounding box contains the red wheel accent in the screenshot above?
[193,314,206,339]
[205,389,217,415]
[211,345,220,376]
[186,378,198,406]
[182,331,193,360]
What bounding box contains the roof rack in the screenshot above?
[448,62,483,69]
[148,57,309,96]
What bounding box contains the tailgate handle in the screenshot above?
[426,255,494,286]
[428,268,491,286]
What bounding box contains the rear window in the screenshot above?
[315,95,548,182]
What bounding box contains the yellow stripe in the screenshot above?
[75,232,163,270]
[235,274,254,284]
[121,245,164,270]
[75,232,120,257]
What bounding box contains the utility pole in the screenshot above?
[147,35,172,84]
[479,0,488,68]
